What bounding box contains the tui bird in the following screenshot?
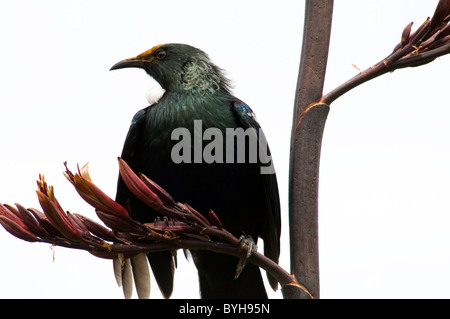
[110,43,280,299]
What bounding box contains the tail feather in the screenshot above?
[193,251,267,299]
[130,253,151,299]
[113,251,174,299]
[147,251,175,299]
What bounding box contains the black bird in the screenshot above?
[110,43,280,298]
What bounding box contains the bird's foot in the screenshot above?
[235,235,257,279]
[154,216,175,226]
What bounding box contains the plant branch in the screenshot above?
[0,159,312,298]
[289,0,334,300]
[322,1,450,105]
[288,0,449,300]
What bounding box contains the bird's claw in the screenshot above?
[153,216,161,223]
[235,235,257,279]
[154,216,174,226]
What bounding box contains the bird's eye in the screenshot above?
[156,49,166,60]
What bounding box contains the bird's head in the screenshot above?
[110,43,231,94]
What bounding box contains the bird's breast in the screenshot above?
[147,93,235,137]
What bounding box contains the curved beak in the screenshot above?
[110,58,145,71]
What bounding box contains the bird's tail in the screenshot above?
[192,250,267,299]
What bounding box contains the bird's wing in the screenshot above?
[115,106,175,299]
[230,98,281,290]
[118,108,147,162]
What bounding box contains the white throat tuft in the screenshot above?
[145,87,166,105]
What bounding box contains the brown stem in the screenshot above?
[34,228,311,296]
[289,0,334,299]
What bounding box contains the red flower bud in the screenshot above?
[208,209,223,230]
[36,188,83,242]
[118,158,163,211]
[96,210,135,232]
[15,203,47,238]
[401,22,414,47]
[36,175,82,242]
[64,162,130,218]
[430,0,450,30]
[74,213,117,242]
[139,173,175,208]
[0,204,37,242]
[0,215,37,242]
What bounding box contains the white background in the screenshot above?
[0,1,449,298]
